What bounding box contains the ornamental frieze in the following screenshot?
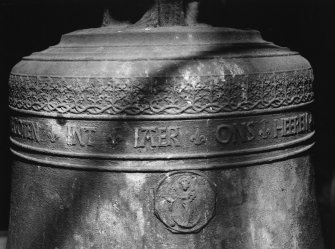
[9,69,313,116]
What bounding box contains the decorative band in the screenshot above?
[9,69,313,118]
[10,111,313,161]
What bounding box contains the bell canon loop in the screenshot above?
[7,1,323,248]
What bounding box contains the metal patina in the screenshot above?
[7,0,323,248]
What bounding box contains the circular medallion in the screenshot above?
[154,171,217,233]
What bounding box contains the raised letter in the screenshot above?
[216,124,232,144]
[66,125,84,146]
[168,127,181,147]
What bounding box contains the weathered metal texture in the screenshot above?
[7,4,323,248]
[8,156,321,249]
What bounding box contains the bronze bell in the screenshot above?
[7,0,323,248]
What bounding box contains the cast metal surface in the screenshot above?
[7,1,323,248]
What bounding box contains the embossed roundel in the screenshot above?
[154,171,216,233]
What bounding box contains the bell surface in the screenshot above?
[7,2,323,249]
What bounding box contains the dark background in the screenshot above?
[0,0,334,247]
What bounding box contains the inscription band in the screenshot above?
[10,112,314,165]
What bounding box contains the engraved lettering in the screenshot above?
[290,117,296,134]
[308,112,313,130]
[134,126,182,148]
[295,116,300,133]
[235,123,256,143]
[299,114,306,131]
[135,127,158,148]
[216,122,256,145]
[273,119,283,138]
[158,127,168,147]
[233,123,246,143]
[273,113,312,138]
[11,118,40,142]
[134,127,140,148]
[83,127,96,146]
[66,125,84,146]
[284,118,291,136]
[66,125,96,147]
[216,124,233,144]
[168,127,181,147]
[246,121,256,141]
